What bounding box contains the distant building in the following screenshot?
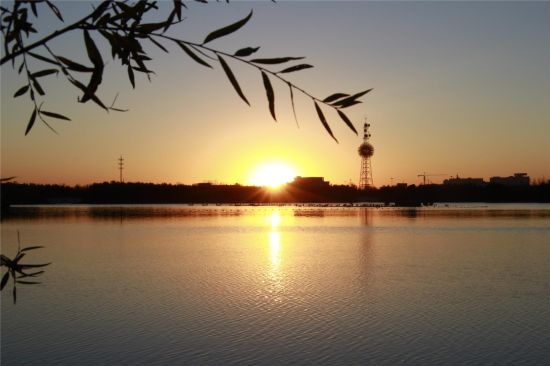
[443,175,485,186]
[490,173,530,186]
[290,176,330,188]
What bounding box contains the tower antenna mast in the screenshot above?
[118,156,124,183]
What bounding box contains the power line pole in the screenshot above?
[118,156,124,183]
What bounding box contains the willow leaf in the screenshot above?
[235,47,260,57]
[149,37,168,53]
[32,79,45,96]
[314,101,338,143]
[25,109,37,135]
[333,88,373,107]
[58,56,94,72]
[28,52,60,66]
[13,85,29,98]
[16,280,41,285]
[262,72,276,121]
[21,246,45,252]
[46,0,64,22]
[278,64,313,74]
[219,56,249,106]
[203,10,253,44]
[40,111,71,121]
[127,66,135,88]
[177,42,211,68]
[337,100,362,109]
[31,69,58,78]
[84,30,103,69]
[337,110,357,135]
[1,272,9,291]
[323,93,349,103]
[288,83,299,127]
[251,57,304,65]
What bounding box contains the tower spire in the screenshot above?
[118,156,124,183]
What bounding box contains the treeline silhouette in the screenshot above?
[2,181,549,208]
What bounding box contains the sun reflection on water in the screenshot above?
[267,210,283,302]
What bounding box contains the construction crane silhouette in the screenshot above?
[418,172,446,185]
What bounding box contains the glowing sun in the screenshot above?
[250,163,297,188]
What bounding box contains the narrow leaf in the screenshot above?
[82,30,104,103]
[32,79,45,95]
[337,110,358,135]
[234,46,260,57]
[203,10,253,44]
[337,100,362,109]
[314,101,338,143]
[278,64,313,74]
[323,93,349,103]
[25,109,37,135]
[127,66,135,88]
[58,56,94,72]
[19,263,51,269]
[1,255,13,266]
[92,1,112,22]
[31,69,58,78]
[149,37,168,53]
[21,246,44,252]
[333,88,373,107]
[13,85,29,98]
[176,42,211,68]
[174,0,184,20]
[261,72,276,121]
[69,78,108,111]
[14,253,26,264]
[28,52,61,66]
[218,56,249,106]
[30,1,38,17]
[40,111,71,121]
[46,0,64,21]
[137,22,168,33]
[251,57,304,65]
[16,280,41,285]
[288,83,299,128]
[13,285,16,304]
[20,270,45,277]
[1,272,9,291]
[84,30,103,68]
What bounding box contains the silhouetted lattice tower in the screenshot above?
[358,120,374,189]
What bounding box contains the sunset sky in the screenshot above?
[1,1,549,186]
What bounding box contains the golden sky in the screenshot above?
[2,1,549,186]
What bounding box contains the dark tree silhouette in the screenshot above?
[1,0,371,140]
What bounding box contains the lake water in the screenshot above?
[2,204,549,365]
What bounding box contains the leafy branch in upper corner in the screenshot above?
[1,232,50,304]
[1,0,372,141]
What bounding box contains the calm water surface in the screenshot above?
[2,204,550,365]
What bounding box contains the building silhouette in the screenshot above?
[490,173,530,186]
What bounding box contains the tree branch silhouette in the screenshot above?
[1,0,371,140]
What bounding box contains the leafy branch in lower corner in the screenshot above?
[1,232,50,304]
[1,1,372,140]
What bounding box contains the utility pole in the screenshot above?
[118,156,124,183]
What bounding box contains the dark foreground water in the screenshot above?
[2,204,549,365]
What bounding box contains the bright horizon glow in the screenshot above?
[249,163,297,188]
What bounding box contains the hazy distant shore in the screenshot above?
[2,181,549,208]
